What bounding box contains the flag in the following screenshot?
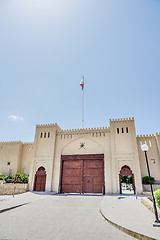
[80,76,84,90]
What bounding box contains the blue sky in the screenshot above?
[0,0,160,142]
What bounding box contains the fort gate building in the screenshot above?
[0,117,160,194]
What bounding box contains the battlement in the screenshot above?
[0,141,23,144]
[137,134,155,138]
[0,141,34,145]
[23,142,33,145]
[156,132,160,136]
[57,126,110,135]
[109,117,134,123]
[36,123,58,128]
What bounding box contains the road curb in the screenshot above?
[100,209,157,240]
[0,202,30,214]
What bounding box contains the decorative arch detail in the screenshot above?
[38,166,45,172]
[121,165,131,171]
[61,137,104,156]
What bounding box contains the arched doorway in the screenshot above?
[34,166,46,191]
[119,165,135,194]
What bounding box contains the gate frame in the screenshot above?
[59,154,105,194]
[119,165,136,194]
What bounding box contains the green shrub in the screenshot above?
[154,189,160,208]
[12,171,29,183]
[0,174,5,180]
[4,175,14,183]
[4,169,14,183]
[4,171,29,183]
[142,176,155,184]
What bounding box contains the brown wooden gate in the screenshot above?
[60,154,104,194]
[34,166,46,191]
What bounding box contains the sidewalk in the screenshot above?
[100,194,160,240]
[0,191,56,212]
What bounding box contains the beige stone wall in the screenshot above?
[109,118,143,194]
[0,181,28,195]
[137,135,160,181]
[0,142,23,176]
[29,124,61,191]
[20,143,33,175]
[155,133,160,158]
[142,184,160,192]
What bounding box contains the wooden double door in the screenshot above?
[60,154,104,194]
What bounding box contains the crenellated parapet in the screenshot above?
[57,126,110,139]
[137,134,155,138]
[0,141,34,146]
[23,142,33,145]
[136,133,156,149]
[58,126,109,134]
[109,117,134,123]
[36,123,62,134]
[36,123,59,128]
[0,141,23,144]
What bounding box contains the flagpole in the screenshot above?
[80,76,84,129]
[82,84,84,128]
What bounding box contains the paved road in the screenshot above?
[0,194,134,240]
